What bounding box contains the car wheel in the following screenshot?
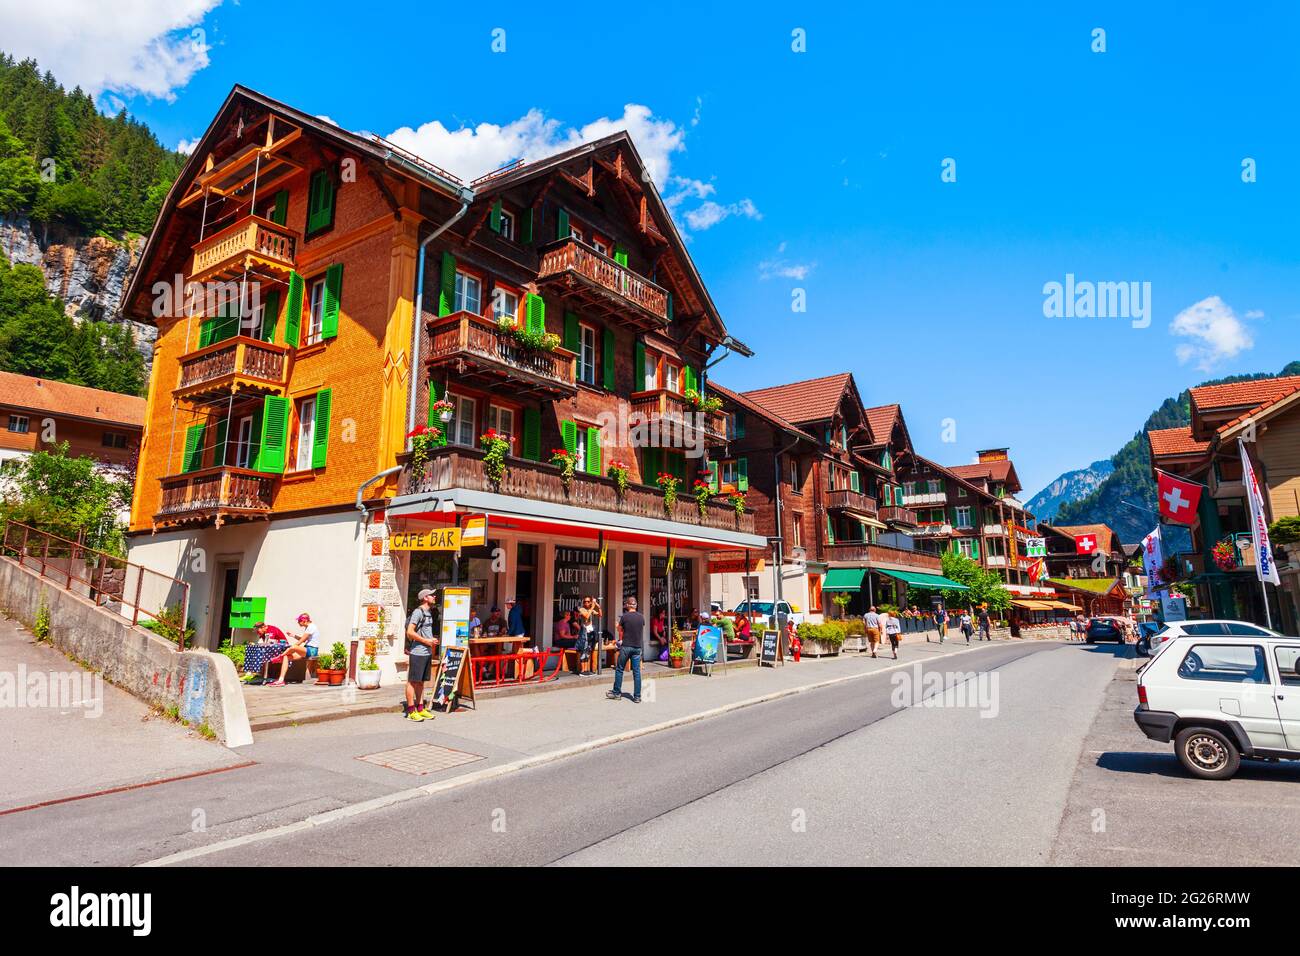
[1174,726,1241,780]
[1085,636,1095,644]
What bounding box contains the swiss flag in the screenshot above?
[1157,470,1202,525]
[1075,533,1098,555]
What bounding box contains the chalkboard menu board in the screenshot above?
[650,555,693,626]
[554,546,601,619]
[623,552,639,609]
[760,629,781,667]
[432,644,474,709]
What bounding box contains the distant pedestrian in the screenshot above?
[934,606,948,643]
[960,610,973,643]
[977,605,991,641]
[883,609,901,659]
[863,605,882,658]
[607,597,646,703]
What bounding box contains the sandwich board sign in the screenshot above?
[432,643,475,710]
[440,586,472,648]
[759,628,783,667]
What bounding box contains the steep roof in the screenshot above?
[1189,375,1300,412]
[948,457,1022,494]
[741,373,853,425]
[1147,425,1210,458]
[864,403,900,442]
[1046,522,1122,554]
[708,382,812,443]
[0,372,145,427]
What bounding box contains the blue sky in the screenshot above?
[6,1,1299,498]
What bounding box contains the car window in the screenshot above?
[1275,647,1300,686]
[1177,643,1269,683]
[1183,623,1228,635]
[1224,622,1272,636]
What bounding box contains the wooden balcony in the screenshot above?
[1209,457,1245,500]
[399,447,755,535]
[879,505,917,527]
[154,466,276,529]
[823,542,943,572]
[189,215,298,284]
[629,389,728,446]
[825,488,878,518]
[901,491,947,506]
[537,238,670,330]
[174,335,290,402]
[425,311,576,397]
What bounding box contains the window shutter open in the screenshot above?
[521,208,533,244]
[666,291,673,322]
[311,388,332,468]
[735,411,746,438]
[602,327,615,389]
[260,289,280,342]
[708,461,719,493]
[850,471,860,493]
[214,418,229,468]
[182,424,205,473]
[322,263,343,339]
[427,380,442,427]
[683,365,697,394]
[270,189,288,226]
[643,447,660,483]
[522,407,541,460]
[827,515,835,544]
[586,426,601,475]
[613,245,628,267]
[737,457,749,492]
[525,292,544,331]
[634,340,645,389]
[307,170,334,233]
[198,317,215,348]
[438,251,457,316]
[256,395,289,474]
[489,199,502,233]
[284,271,303,347]
[563,311,580,352]
[561,420,577,457]
[556,207,570,240]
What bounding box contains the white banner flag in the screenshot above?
[1239,439,1280,586]
[1141,526,1168,600]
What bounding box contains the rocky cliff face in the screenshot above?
[0,216,156,363]
[1025,460,1114,524]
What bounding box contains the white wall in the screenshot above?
[710,563,817,619]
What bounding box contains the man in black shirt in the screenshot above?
[607,596,646,703]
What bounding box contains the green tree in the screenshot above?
[1,442,130,553]
[910,551,1012,614]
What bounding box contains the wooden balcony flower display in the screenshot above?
[407,423,446,472]
[607,459,630,499]
[729,491,746,519]
[656,472,682,518]
[682,388,723,414]
[551,447,577,492]
[480,429,510,486]
[691,478,712,519]
[496,316,561,353]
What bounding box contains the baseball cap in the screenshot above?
[418,588,435,601]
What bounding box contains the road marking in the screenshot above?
[0,761,257,817]
[138,640,1051,866]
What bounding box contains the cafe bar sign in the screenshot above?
[390,528,462,551]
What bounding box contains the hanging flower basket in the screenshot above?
[657,472,681,518]
[480,429,510,486]
[607,459,630,499]
[551,448,576,492]
[1212,540,1238,572]
[691,478,712,519]
[430,397,455,423]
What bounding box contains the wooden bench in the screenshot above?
[726,639,756,660]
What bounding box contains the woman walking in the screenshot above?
[960,609,973,644]
[883,608,901,659]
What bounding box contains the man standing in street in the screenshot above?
[934,605,948,643]
[863,605,882,658]
[607,596,646,703]
[977,604,992,641]
[404,588,439,722]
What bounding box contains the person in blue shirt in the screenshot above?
[506,597,525,637]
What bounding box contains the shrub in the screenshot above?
[218,643,246,669]
[148,603,195,648]
[32,596,50,642]
[797,621,847,647]
[842,618,866,637]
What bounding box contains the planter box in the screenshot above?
[800,638,841,657]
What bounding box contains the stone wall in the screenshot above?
[0,555,252,747]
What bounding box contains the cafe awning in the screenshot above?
[822,568,867,592]
[876,569,970,591]
[1045,600,1082,611]
[1012,599,1056,610]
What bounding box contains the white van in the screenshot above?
[1135,632,1300,779]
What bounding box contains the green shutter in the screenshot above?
[260,289,280,342]
[586,426,601,475]
[602,327,615,390]
[524,292,544,331]
[322,263,342,339]
[182,424,204,473]
[563,311,580,352]
[708,461,719,493]
[735,411,746,438]
[311,388,332,468]
[255,395,289,474]
[972,538,981,559]
[561,420,577,457]
[212,297,239,344]
[613,245,628,267]
[307,170,334,233]
[737,457,749,492]
[438,251,456,316]
[521,208,533,244]
[827,515,835,544]
[489,199,502,233]
[284,271,303,347]
[666,291,673,322]
[634,340,646,390]
[850,471,860,493]
[427,380,442,427]
[683,365,698,394]
[522,407,541,461]
[198,317,215,348]
[643,447,660,483]
[556,207,570,240]
[270,189,288,226]
[214,418,229,468]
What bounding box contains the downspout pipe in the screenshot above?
[406,187,475,441]
[356,466,403,514]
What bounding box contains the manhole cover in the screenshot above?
[357,743,485,775]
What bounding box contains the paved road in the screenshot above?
[182,640,1119,866]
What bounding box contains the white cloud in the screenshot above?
[759,245,814,281]
[176,137,199,155]
[0,0,222,101]
[1170,295,1255,371]
[684,198,761,231]
[664,176,715,210]
[386,103,686,186]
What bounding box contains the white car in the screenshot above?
[730,600,803,630]
[1135,630,1300,779]
[1144,618,1283,658]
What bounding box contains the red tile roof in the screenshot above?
[709,381,809,438]
[1147,426,1209,458]
[1217,382,1300,434]
[864,403,900,443]
[1050,523,1121,555]
[949,460,1013,483]
[0,372,144,427]
[741,373,852,424]
[1189,375,1300,412]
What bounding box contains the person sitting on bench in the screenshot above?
[267,613,320,686]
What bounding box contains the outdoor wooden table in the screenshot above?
[470,636,530,678]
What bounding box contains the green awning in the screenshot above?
[822,568,867,592]
[876,569,970,591]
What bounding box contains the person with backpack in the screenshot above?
[404,589,440,722]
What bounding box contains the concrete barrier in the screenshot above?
[0,556,252,747]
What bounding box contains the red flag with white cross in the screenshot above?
[1074,533,1099,555]
[1157,469,1202,525]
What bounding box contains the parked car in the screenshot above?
[1135,630,1300,779]
[730,600,803,630]
[1135,621,1162,657]
[1085,617,1125,644]
[1147,619,1284,658]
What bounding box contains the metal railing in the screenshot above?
[0,521,190,648]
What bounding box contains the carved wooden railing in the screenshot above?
[176,335,289,393]
[157,466,276,518]
[823,542,942,571]
[879,505,918,526]
[825,488,878,516]
[400,447,755,534]
[190,215,298,280]
[538,239,669,319]
[425,311,576,387]
[628,389,727,444]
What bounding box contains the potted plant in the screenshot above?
[480,428,510,486]
[328,642,348,686]
[430,396,455,423]
[607,459,630,499]
[497,316,561,352]
[691,478,712,519]
[551,447,576,492]
[832,592,852,619]
[657,472,681,518]
[682,388,723,414]
[797,621,846,657]
[729,491,746,518]
[357,655,381,689]
[407,423,446,473]
[668,627,687,669]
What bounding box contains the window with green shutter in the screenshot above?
[321,263,342,339]
[260,289,280,342]
[613,245,628,267]
[524,292,544,331]
[438,251,456,317]
[826,515,835,544]
[734,411,746,438]
[269,189,288,226]
[489,199,502,233]
[522,407,541,461]
[707,461,719,493]
[602,328,615,390]
[284,271,303,347]
[682,365,698,395]
[427,380,441,428]
[306,169,335,234]
[563,311,580,352]
[642,447,660,484]
[255,395,289,474]
[586,426,601,475]
[182,423,205,473]
[561,420,577,458]
[556,207,570,240]
[849,471,860,493]
[311,388,332,468]
[737,457,749,492]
